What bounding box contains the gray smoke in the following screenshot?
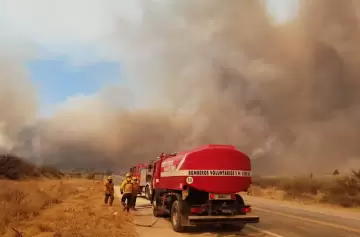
[7,0,360,174]
[0,53,37,154]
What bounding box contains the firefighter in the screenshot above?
[104,176,114,206]
[120,173,133,212]
[131,176,139,210]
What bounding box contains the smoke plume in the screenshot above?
[6,0,360,174]
[0,54,37,153]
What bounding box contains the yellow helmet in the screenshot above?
[107,176,112,180]
[125,172,131,177]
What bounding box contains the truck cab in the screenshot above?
[129,164,147,194]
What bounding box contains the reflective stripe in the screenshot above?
[160,170,252,177]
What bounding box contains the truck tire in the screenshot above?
[171,200,186,232]
[234,194,245,213]
[145,186,151,200]
[223,194,245,230]
[152,199,161,217]
[152,191,163,217]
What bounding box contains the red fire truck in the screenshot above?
[130,144,259,232]
[129,163,147,195]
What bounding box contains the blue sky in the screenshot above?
[28,57,122,116]
[11,0,298,117]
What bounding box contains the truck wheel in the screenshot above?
[171,200,186,232]
[145,186,151,200]
[235,194,245,205]
[228,194,246,230]
[152,199,161,217]
[234,194,245,214]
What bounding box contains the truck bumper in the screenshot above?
[187,215,260,225]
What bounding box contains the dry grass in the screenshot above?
[0,179,136,237]
[251,170,360,208]
[0,154,63,180]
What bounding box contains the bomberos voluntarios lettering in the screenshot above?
[188,170,251,176]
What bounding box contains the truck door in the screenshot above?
[151,161,158,188]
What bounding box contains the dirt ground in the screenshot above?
[0,178,136,237]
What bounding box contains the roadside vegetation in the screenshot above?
[0,154,136,237]
[251,170,360,208]
[0,154,63,180]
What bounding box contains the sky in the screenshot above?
[0,0,299,117]
[28,58,121,116]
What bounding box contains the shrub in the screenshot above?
[252,170,360,207]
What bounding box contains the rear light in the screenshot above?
[231,194,236,200]
[190,207,202,213]
[209,194,215,199]
[242,207,251,213]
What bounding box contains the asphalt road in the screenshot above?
[112,176,360,237]
[243,196,360,237]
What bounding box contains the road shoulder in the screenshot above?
[244,195,360,220]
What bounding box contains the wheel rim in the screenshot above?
[172,210,177,226]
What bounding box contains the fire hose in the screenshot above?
[115,181,160,227]
[124,203,160,227]
[133,218,159,227]
[12,228,24,237]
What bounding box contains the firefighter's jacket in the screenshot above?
[131,180,139,196]
[104,180,114,194]
[120,178,133,194]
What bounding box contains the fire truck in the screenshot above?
[131,144,259,232]
[129,164,147,195]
